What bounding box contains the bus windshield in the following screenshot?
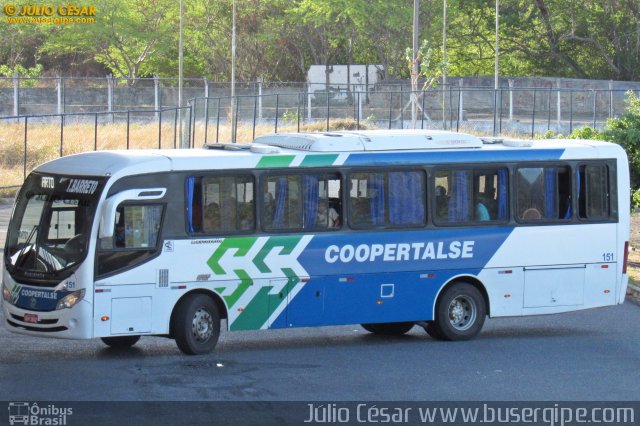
[5,173,105,285]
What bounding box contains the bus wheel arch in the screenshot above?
[427,277,488,341]
[169,289,227,355]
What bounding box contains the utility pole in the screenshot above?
[412,0,419,128]
[231,0,237,142]
[178,0,184,147]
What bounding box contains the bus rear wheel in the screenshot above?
[361,322,414,335]
[173,293,220,355]
[429,282,486,341]
[101,335,140,348]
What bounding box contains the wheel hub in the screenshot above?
[192,308,213,342]
[448,295,477,331]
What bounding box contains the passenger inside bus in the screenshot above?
[203,202,221,231]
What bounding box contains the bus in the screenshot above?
[2,130,630,355]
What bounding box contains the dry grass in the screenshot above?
[0,118,372,195]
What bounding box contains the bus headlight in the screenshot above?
[56,289,85,310]
[2,282,10,303]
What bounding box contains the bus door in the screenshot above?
[266,277,324,328]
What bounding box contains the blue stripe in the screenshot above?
[343,149,565,166]
[270,227,514,328]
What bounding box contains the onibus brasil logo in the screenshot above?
[8,402,73,425]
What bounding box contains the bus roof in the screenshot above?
[34,130,626,179]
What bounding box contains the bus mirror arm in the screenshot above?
[98,188,167,239]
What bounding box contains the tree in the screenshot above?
[42,0,177,80]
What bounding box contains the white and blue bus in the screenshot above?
[2,130,630,354]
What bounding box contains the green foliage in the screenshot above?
[406,40,446,90]
[602,92,640,189]
[281,109,299,124]
[568,126,602,140]
[0,64,43,79]
[0,64,44,88]
[3,0,640,83]
[41,0,177,79]
[633,188,640,209]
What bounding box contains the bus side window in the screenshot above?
[192,175,255,234]
[516,166,571,222]
[350,171,426,228]
[263,173,341,231]
[578,164,610,220]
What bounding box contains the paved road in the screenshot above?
[1,301,639,401]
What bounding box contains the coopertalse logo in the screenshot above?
[324,240,476,264]
[7,402,73,426]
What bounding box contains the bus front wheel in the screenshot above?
[361,322,414,335]
[101,335,140,348]
[429,283,486,341]
[173,294,220,355]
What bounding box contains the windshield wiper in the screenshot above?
[16,225,38,268]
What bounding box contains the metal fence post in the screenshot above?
[569,90,573,134]
[458,79,464,123]
[456,87,461,132]
[326,92,330,131]
[23,116,27,181]
[531,89,537,139]
[60,115,64,157]
[388,92,393,129]
[107,75,113,113]
[127,110,131,149]
[400,85,404,129]
[253,95,258,140]
[421,89,426,129]
[608,81,613,118]
[307,83,312,122]
[57,77,62,115]
[499,88,503,134]
[508,79,514,122]
[174,108,179,148]
[234,97,239,143]
[547,85,552,131]
[215,98,221,143]
[158,109,162,149]
[13,71,19,117]
[297,93,301,133]
[356,91,361,130]
[154,75,159,118]
[592,90,597,129]
[258,76,263,123]
[275,94,280,133]
[556,78,561,131]
[94,113,98,151]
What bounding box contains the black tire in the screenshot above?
[361,322,414,335]
[424,321,446,340]
[172,294,220,355]
[430,282,486,341]
[101,335,140,348]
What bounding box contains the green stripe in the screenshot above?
[299,154,339,167]
[253,236,302,273]
[208,237,258,275]
[222,269,253,308]
[256,155,295,168]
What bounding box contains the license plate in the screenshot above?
[23,313,38,324]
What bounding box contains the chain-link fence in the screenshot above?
[189,87,638,145]
[0,107,190,190]
[2,84,639,192]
